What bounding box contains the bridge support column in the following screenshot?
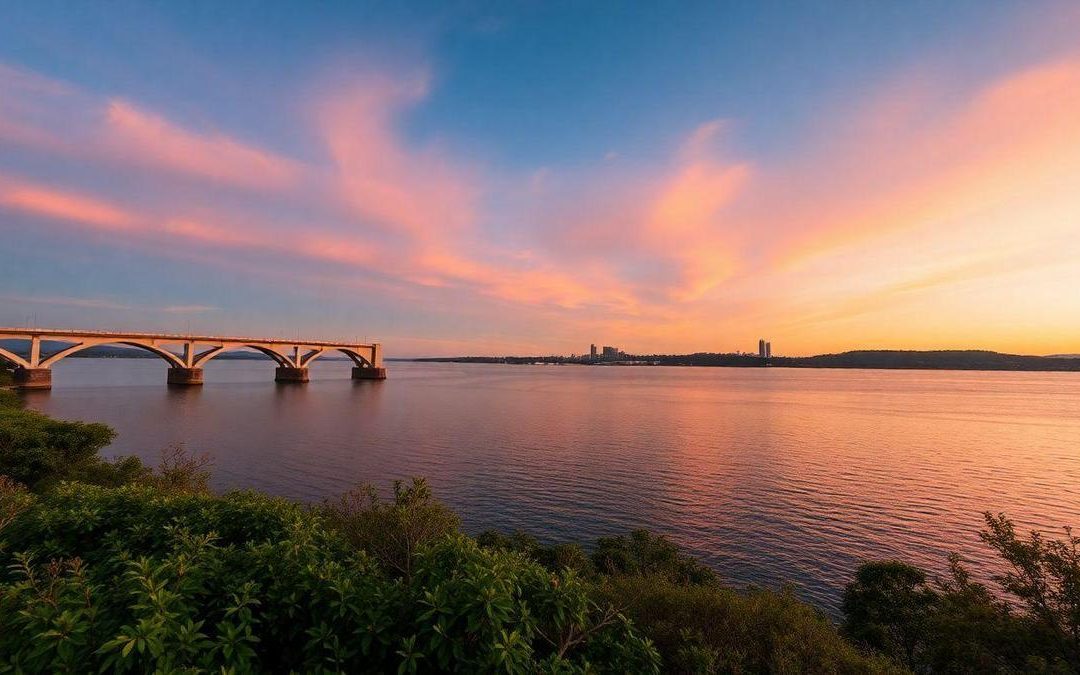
[275,366,309,383]
[167,367,204,386]
[13,367,51,389]
[352,366,387,380]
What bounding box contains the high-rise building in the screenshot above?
[602,346,619,360]
[765,341,772,359]
[758,339,766,358]
[590,344,597,359]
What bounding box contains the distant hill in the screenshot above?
[399,349,1080,372]
[772,350,1080,371]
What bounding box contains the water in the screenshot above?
[20,359,1080,613]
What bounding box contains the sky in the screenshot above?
[1,1,1078,357]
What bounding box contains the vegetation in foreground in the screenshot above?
[1,381,1077,673]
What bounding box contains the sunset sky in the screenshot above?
[1,1,1078,356]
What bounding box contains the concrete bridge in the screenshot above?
[0,328,385,389]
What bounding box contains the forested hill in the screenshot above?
[399,350,1080,372]
[772,350,1080,371]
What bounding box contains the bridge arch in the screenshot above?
[301,348,374,368]
[39,340,186,369]
[192,344,292,368]
[0,346,30,369]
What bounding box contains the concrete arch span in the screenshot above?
[0,328,385,389]
[39,339,186,369]
[0,346,30,370]
[192,344,293,368]
[299,347,375,369]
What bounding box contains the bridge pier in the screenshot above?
[167,367,204,386]
[352,366,387,380]
[275,366,309,383]
[13,367,52,389]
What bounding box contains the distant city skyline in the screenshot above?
[1,2,1079,357]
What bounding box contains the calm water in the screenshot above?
[21,359,1080,613]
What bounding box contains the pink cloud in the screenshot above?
[3,42,1080,356]
[103,100,302,190]
[315,72,479,238]
[0,179,136,230]
[0,63,301,191]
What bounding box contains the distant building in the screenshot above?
[602,346,619,360]
[758,339,766,358]
[590,344,598,359]
[765,341,772,359]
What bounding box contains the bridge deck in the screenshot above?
[0,327,376,349]
[0,327,386,388]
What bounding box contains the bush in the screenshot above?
[592,529,716,585]
[477,529,593,575]
[0,396,137,490]
[841,561,938,668]
[0,482,660,673]
[140,445,214,495]
[843,513,1079,673]
[0,475,33,536]
[321,477,460,580]
[595,575,900,674]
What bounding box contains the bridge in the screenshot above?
[0,328,385,389]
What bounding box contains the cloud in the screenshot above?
[3,40,1080,355]
[161,304,218,313]
[0,63,301,191]
[0,178,136,230]
[0,293,217,314]
[315,71,479,238]
[0,293,133,311]
[103,100,301,189]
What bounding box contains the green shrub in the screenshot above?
[321,477,460,580]
[0,475,33,536]
[0,389,19,410]
[0,482,660,673]
[841,561,938,668]
[139,445,214,495]
[477,529,593,575]
[591,529,716,585]
[0,401,133,490]
[595,575,901,674]
[843,513,1079,673]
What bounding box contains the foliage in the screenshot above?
[981,513,1080,669]
[478,528,716,587]
[140,444,214,495]
[841,561,938,668]
[842,513,1080,673]
[0,391,142,490]
[595,575,901,674]
[477,530,593,575]
[7,393,1079,673]
[321,477,460,580]
[0,482,659,673]
[591,530,716,585]
[0,475,33,536]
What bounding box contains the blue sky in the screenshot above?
[1,1,1078,355]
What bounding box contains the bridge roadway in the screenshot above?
[0,327,385,389]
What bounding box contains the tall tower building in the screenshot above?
[765,341,772,359]
[758,339,766,358]
[590,344,597,359]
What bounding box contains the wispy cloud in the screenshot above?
[1,28,1080,355]
[0,293,219,315]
